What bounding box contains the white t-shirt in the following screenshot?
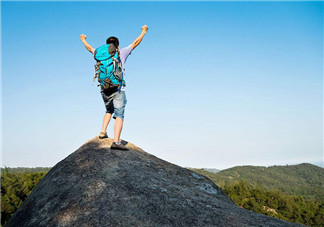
[92,44,133,91]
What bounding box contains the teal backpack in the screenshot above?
[93,43,126,90]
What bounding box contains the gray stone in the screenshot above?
[6,137,304,227]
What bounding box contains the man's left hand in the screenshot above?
[80,34,87,42]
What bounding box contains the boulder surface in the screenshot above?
[6,137,303,227]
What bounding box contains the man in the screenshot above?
[80,25,148,149]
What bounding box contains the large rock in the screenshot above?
[6,137,303,227]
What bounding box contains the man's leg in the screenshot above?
[111,90,127,145]
[114,117,123,143]
[101,113,112,133]
[100,89,115,138]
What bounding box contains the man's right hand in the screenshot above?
[141,25,148,33]
[80,34,87,42]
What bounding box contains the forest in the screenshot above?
[223,180,324,226]
[1,168,47,226]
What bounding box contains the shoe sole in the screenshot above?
[111,144,129,150]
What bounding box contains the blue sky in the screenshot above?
[1,1,323,169]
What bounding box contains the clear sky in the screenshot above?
[1,1,323,169]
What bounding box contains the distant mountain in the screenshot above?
[311,161,324,168]
[191,163,324,200]
[202,168,220,173]
[1,167,52,173]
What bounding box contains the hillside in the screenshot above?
[201,168,220,173]
[191,163,324,199]
[5,137,302,227]
[0,167,52,173]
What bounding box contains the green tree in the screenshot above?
[1,167,48,226]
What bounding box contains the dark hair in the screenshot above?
[106,36,119,47]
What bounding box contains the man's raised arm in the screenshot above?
[80,34,94,53]
[132,25,149,50]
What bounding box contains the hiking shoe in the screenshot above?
[111,141,129,150]
[99,132,108,139]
